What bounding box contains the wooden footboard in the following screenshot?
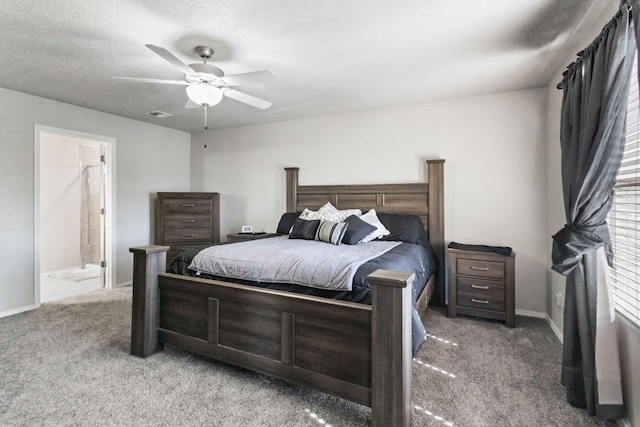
[130,245,414,427]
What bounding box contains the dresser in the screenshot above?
[447,247,515,327]
[156,192,220,262]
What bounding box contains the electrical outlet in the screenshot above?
[555,292,563,308]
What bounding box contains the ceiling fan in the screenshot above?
[113,44,277,109]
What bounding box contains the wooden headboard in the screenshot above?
[284,159,445,305]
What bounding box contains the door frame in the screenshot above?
[34,125,116,306]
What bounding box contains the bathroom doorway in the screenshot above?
[34,126,114,304]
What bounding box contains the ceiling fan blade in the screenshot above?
[221,70,277,86]
[184,99,201,109]
[223,88,272,109]
[112,76,188,85]
[145,44,197,77]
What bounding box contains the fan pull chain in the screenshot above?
[204,105,208,148]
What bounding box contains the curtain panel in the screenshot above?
[552,2,637,420]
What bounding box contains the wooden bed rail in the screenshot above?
[129,245,414,426]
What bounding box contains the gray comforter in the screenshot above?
[188,236,401,291]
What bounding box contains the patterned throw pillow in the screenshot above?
[315,220,349,245]
[316,202,344,222]
[298,208,320,220]
[358,209,391,243]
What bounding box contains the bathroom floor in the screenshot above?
[41,264,103,303]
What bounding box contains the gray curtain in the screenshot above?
[552,3,637,420]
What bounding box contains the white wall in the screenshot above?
[191,88,549,314]
[0,87,191,316]
[40,133,83,272]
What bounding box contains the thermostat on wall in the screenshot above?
[241,225,253,233]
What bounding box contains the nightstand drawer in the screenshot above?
[163,198,213,213]
[457,291,505,312]
[457,276,504,295]
[164,214,212,229]
[164,228,213,243]
[457,258,505,279]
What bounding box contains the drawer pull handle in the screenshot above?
[471,298,489,304]
[181,204,195,207]
[182,234,195,237]
[470,266,490,271]
[181,220,195,223]
[471,284,490,290]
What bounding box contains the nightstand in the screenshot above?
[226,232,278,243]
[447,247,515,327]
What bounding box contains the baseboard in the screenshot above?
[515,309,546,319]
[0,304,37,319]
[114,281,132,288]
[545,314,564,343]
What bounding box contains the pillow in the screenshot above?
[316,202,344,222]
[289,218,320,240]
[378,213,429,247]
[358,209,391,243]
[299,204,363,223]
[276,212,301,234]
[342,215,377,245]
[338,208,362,218]
[298,208,320,220]
[315,221,349,245]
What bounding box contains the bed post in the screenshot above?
[427,159,445,306]
[285,167,299,213]
[129,245,169,358]
[369,269,414,427]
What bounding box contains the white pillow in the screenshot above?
[317,202,344,222]
[339,208,362,218]
[358,209,390,243]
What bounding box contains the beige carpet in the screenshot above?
[0,288,617,426]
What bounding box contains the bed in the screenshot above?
[129,159,445,427]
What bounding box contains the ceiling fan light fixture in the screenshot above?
[186,84,223,107]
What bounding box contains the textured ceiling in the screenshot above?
[0,0,617,132]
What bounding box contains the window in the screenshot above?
[608,51,640,327]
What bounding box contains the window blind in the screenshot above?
[608,51,640,327]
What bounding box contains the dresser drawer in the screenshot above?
[457,258,505,279]
[164,214,212,229]
[163,198,213,214]
[164,228,213,243]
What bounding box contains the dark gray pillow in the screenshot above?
[378,213,429,247]
[342,215,377,245]
[289,218,320,240]
[276,212,300,234]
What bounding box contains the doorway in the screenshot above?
[34,126,115,305]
